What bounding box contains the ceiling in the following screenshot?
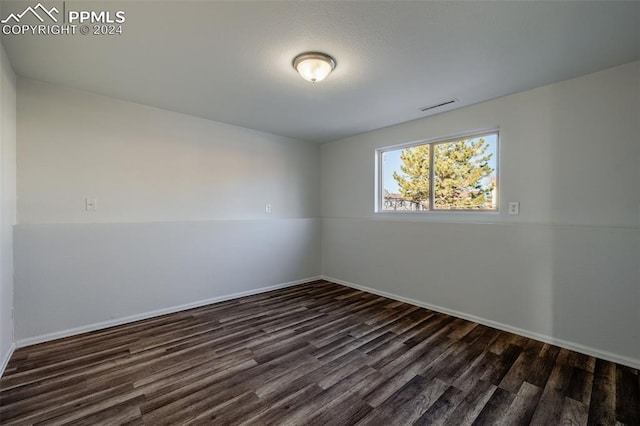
[2,1,639,142]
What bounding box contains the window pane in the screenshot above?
[382,145,430,211]
[433,134,497,210]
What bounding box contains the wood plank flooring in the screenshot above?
[1,280,638,425]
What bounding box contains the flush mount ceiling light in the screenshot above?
[292,52,336,83]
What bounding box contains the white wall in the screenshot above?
[14,219,319,343]
[14,79,321,342]
[0,43,17,373]
[18,79,319,223]
[321,61,640,367]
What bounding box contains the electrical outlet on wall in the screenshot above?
[508,201,520,215]
[265,204,272,214]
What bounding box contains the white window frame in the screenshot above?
[376,130,500,213]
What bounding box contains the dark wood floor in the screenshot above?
[0,280,638,425]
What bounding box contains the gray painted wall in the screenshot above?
[14,80,321,343]
[321,61,640,366]
[0,43,17,372]
[14,219,319,342]
[17,79,319,224]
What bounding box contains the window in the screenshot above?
[378,131,498,212]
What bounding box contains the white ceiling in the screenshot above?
[2,1,639,142]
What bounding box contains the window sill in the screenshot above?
[372,210,502,224]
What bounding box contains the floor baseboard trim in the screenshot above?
[0,342,16,379]
[321,275,640,370]
[16,276,322,348]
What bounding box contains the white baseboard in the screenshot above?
[0,342,16,379]
[16,276,322,348]
[322,275,640,370]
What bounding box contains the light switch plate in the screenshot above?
[85,198,97,211]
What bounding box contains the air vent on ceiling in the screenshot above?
[419,98,459,112]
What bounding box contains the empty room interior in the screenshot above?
[0,1,639,425]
